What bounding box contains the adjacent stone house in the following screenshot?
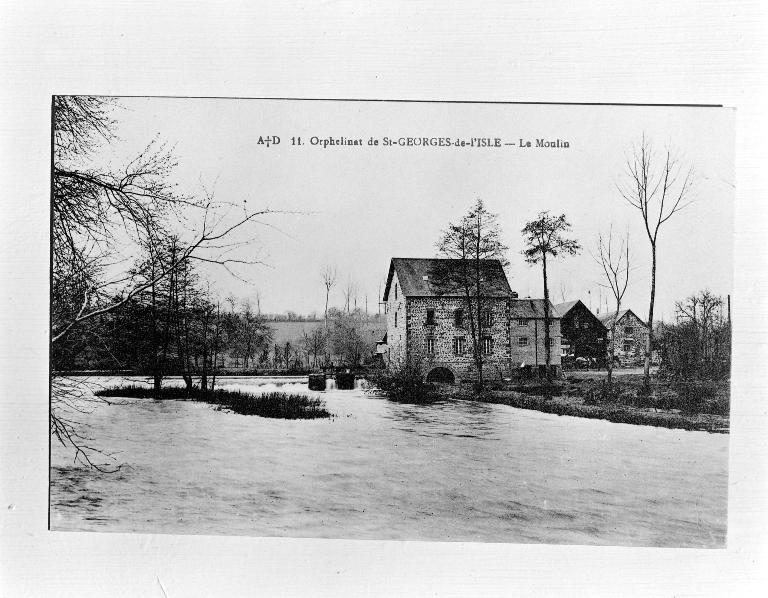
[381,257,561,383]
[598,308,649,367]
[508,298,562,378]
[554,299,608,366]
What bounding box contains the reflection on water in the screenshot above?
[50,376,728,546]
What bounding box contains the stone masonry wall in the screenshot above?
[406,296,510,382]
[606,311,649,367]
[384,270,408,365]
[385,287,563,380]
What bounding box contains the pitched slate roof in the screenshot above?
[553,300,580,317]
[555,299,608,331]
[598,308,647,329]
[510,298,561,319]
[383,258,512,300]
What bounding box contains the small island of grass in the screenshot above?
[94,385,332,420]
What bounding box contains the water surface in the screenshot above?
[50,376,728,546]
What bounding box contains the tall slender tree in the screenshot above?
[435,199,508,390]
[522,212,581,382]
[594,226,631,387]
[617,134,695,386]
[321,265,338,323]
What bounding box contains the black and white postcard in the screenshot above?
[49,97,734,548]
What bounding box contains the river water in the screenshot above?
[50,376,728,547]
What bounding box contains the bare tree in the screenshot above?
[254,289,261,315]
[674,290,724,371]
[617,134,695,385]
[51,96,284,469]
[209,299,223,392]
[522,212,581,382]
[321,265,338,324]
[234,298,273,370]
[657,290,730,381]
[327,311,368,368]
[343,278,358,314]
[594,227,631,386]
[301,326,326,368]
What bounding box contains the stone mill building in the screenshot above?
[380,257,561,384]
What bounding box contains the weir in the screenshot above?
[318,375,366,391]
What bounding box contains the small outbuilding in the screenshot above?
[554,300,608,368]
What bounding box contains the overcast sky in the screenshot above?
[101,98,734,321]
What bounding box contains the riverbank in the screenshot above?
[444,375,729,433]
[478,390,727,433]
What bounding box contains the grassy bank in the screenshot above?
[444,375,729,433]
[481,390,727,433]
[94,385,332,419]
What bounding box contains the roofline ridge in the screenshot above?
[390,256,504,262]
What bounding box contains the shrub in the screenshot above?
[669,379,730,415]
[672,379,720,414]
[632,385,654,409]
[482,379,509,391]
[368,357,439,404]
[596,380,625,404]
[216,391,331,419]
[702,395,730,416]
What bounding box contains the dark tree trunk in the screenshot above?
[200,315,209,394]
[645,243,656,386]
[607,312,618,388]
[475,245,484,390]
[542,253,552,383]
[210,304,220,393]
[151,275,162,398]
